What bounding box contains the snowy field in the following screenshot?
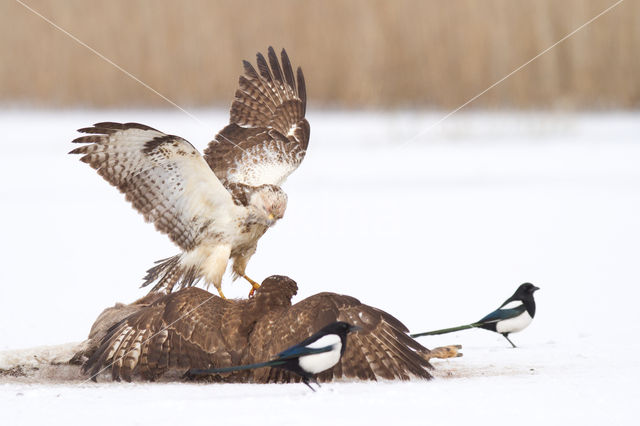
[1,109,639,425]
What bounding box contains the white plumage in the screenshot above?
[298,334,343,374]
[496,311,533,334]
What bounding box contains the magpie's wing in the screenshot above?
[191,344,332,375]
[276,344,334,360]
[478,305,527,324]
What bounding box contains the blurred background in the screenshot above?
[2,0,638,109]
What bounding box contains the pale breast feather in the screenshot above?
[227,142,300,187]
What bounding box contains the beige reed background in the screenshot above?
[2,0,638,109]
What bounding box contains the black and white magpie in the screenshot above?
[411,283,539,348]
[190,321,361,390]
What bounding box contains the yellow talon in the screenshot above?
[242,274,261,298]
[216,287,227,300]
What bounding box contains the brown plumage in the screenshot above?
[69,48,310,298]
[204,47,310,188]
[71,292,164,365]
[81,276,433,383]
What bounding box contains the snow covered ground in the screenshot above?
[1,109,639,425]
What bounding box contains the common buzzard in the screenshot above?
[81,276,434,383]
[70,47,310,298]
[191,321,362,390]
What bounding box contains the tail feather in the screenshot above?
[410,323,482,338]
[142,255,200,293]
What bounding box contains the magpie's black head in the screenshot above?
[511,283,540,301]
[318,321,362,337]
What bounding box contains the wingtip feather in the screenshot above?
[256,52,272,82]
[297,67,307,113]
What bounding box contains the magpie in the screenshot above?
[411,283,539,348]
[190,321,361,390]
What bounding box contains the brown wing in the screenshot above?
[204,47,310,187]
[71,293,164,364]
[81,278,431,383]
[248,292,433,384]
[332,304,433,381]
[70,122,234,251]
[82,288,238,382]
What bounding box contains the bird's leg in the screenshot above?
[241,274,261,298]
[302,377,316,392]
[503,334,516,348]
[232,251,259,297]
[216,287,227,300]
[213,281,227,299]
[201,244,231,300]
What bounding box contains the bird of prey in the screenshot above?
[70,47,310,298]
[81,276,434,383]
[190,321,362,390]
[411,283,540,347]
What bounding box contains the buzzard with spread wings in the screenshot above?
[70,47,309,298]
[81,276,434,383]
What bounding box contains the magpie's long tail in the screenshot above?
[189,359,286,375]
[410,322,484,338]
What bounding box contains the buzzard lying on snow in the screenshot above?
[70,47,310,298]
[80,276,434,383]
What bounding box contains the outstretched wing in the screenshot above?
[80,279,433,383]
[70,122,234,251]
[249,292,433,383]
[334,301,433,381]
[82,288,237,382]
[204,47,310,187]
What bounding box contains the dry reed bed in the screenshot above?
[1,0,638,108]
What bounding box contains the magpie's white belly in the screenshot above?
[496,311,532,334]
[298,334,342,374]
